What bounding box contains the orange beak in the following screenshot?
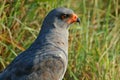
[67,13,80,24]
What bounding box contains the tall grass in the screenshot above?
[0,0,120,80]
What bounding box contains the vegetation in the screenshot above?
[0,0,120,80]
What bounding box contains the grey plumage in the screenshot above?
[0,7,80,80]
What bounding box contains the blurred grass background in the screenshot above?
[0,0,120,80]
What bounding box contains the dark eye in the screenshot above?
[60,14,70,19]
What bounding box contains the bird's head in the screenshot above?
[42,7,80,29]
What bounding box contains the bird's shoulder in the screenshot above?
[1,50,66,80]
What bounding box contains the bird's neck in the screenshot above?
[30,25,69,54]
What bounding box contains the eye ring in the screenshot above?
[61,14,70,19]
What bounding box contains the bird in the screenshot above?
[0,7,80,80]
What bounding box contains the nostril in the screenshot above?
[72,16,77,22]
[74,16,77,19]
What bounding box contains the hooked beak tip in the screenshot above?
[76,18,80,24]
